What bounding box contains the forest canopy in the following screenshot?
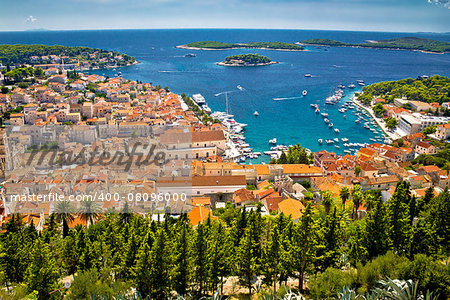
[0,44,136,66]
[300,37,450,53]
[184,41,304,50]
[356,75,450,104]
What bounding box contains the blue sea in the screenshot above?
[1,29,450,162]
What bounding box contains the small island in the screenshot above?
[298,37,450,54]
[216,53,277,67]
[177,41,304,51]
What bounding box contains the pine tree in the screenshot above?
[193,223,208,297]
[207,222,230,295]
[386,181,412,255]
[148,228,170,299]
[173,224,192,296]
[25,239,59,299]
[290,203,315,291]
[134,242,152,297]
[262,218,282,295]
[237,230,256,295]
[351,185,363,219]
[119,233,139,280]
[363,196,389,259]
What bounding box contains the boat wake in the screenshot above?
[273,96,303,101]
[215,90,237,97]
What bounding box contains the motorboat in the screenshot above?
[334,128,340,133]
[269,138,277,144]
[348,84,356,89]
[318,139,323,144]
[304,74,312,77]
[329,123,334,128]
[302,90,308,96]
[254,111,259,116]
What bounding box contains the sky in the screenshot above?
[0,0,449,32]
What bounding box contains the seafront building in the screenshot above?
[397,113,449,135]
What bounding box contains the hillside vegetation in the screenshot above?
[357,75,450,105]
[300,37,450,53]
[0,44,136,66]
[222,53,273,65]
[185,41,304,50]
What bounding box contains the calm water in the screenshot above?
[1,29,450,161]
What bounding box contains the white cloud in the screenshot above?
[428,0,450,9]
[25,15,37,23]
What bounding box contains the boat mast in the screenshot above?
[225,91,229,115]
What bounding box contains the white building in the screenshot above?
[397,113,450,136]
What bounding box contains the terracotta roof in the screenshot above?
[416,141,434,149]
[234,188,256,204]
[192,130,225,142]
[192,175,246,186]
[418,165,441,173]
[278,198,305,220]
[188,206,216,226]
[264,195,283,212]
[279,164,323,175]
[192,196,211,206]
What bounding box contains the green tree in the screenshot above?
[339,186,350,209]
[237,231,257,295]
[173,224,192,296]
[363,197,389,259]
[386,118,398,130]
[25,239,59,299]
[386,181,413,255]
[193,224,208,297]
[351,185,363,220]
[289,203,316,291]
[355,165,362,177]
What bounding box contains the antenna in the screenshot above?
[225,91,229,115]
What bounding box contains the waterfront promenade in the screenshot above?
[351,96,402,141]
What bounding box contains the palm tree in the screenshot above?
[53,200,75,225]
[351,185,363,220]
[321,191,334,215]
[339,186,350,209]
[78,200,100,226]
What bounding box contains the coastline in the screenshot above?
[350,95,401,141]
[176,45,306,52]
[295,43,446,55]
[216,61,278,67]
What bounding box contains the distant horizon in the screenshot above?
[1,27,449,35]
